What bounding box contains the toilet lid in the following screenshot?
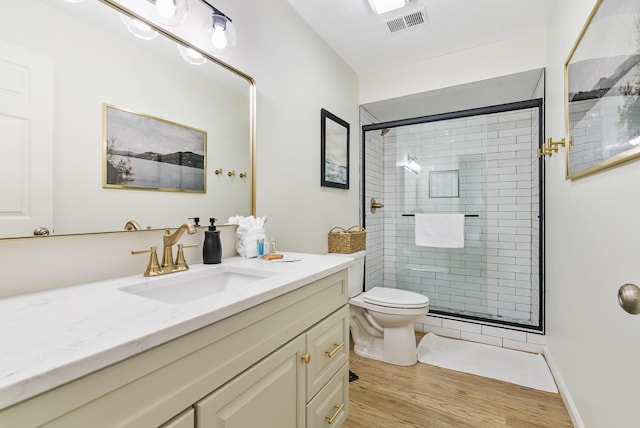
[362,287,429,309]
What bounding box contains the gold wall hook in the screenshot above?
[228,170,236,177]
[538,137,568,158]
[239,172,247,178]
[537,143,554,159]
[548,137,566,153]
[214,168,223,175]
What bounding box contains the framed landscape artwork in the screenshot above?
[565,0,640,179]
[321,108,350,189]
[103,104,207,192]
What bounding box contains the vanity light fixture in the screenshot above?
[201,0,236,54]
[122,0,185,40]
[177,44,207,65]
[147,0,188,27]
[120,15,158,40]
[368,0,409,15]
[120,0,236,55]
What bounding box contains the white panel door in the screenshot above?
[0,40,53,237]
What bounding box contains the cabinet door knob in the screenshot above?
[301,353,311,364]
[325,342,345,358]
[325,403,345,424]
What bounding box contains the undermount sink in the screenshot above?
[118,266,278,304]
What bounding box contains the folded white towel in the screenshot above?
[227,215,268,257]
[415,213,464,248]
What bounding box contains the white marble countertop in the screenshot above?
[0,252,352,409]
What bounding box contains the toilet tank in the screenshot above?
[328,250,365,298]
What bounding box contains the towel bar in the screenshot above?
[402,214,479,218]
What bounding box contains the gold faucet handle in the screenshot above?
[175,243,198,271]
[131,246,161,277]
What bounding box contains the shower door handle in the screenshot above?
[370,197,384,214]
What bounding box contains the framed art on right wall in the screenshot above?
[565,0,640,179]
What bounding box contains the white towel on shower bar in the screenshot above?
[415,213,464,248]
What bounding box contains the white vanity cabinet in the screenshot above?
[160,409,196,428]
[0,269,350,428]
[195,335,306,427]
[195,305,349,427]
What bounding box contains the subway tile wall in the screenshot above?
[361,104,542,334]
[360,108,384,291]
[418,315,545,353]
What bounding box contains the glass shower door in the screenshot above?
[362,100,543,331]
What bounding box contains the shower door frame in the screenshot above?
[361,99,546,332]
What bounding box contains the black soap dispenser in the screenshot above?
[203,217,222,264]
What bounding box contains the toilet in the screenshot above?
[330,250,430,366]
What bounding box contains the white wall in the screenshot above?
[227,0,361,254]
[362,1,640,426]
[1,0,358,296]
[359,29,547,105]
[119,0,361,254]
[545,1,640,427]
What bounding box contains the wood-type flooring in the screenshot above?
[343,335,573,428]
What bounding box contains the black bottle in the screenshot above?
[203,217,222,264]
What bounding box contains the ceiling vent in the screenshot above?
[385,7,427,34]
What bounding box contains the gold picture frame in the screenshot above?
[565,0,640,179]
[102,104,207,192]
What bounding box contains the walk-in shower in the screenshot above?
[360,72,545,332]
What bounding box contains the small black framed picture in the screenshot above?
[320,108,349,189]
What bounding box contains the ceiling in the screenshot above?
[286,0,557,76]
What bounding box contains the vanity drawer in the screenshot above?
[306,362,349,428]
[306,305,349,400]
[159,408,194,428]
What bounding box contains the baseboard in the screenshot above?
[543,346,584,428]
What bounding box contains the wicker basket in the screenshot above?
[328,226,366,254]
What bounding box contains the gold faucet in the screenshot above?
[132,223,197,277]
[124,220,143,230]
[124,220,150,231]
[161,223,197,271]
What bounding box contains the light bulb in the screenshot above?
[211,24,228,50]
[155,0,177,19]
[177,44,207,65]
[206,13,235,54]
[121,15,158,40]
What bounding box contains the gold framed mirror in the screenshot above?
[0,0,255,238]
[565,0,640,179]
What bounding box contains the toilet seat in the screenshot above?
[362,287,429,309]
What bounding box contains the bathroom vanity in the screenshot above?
[0,253,351,427]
